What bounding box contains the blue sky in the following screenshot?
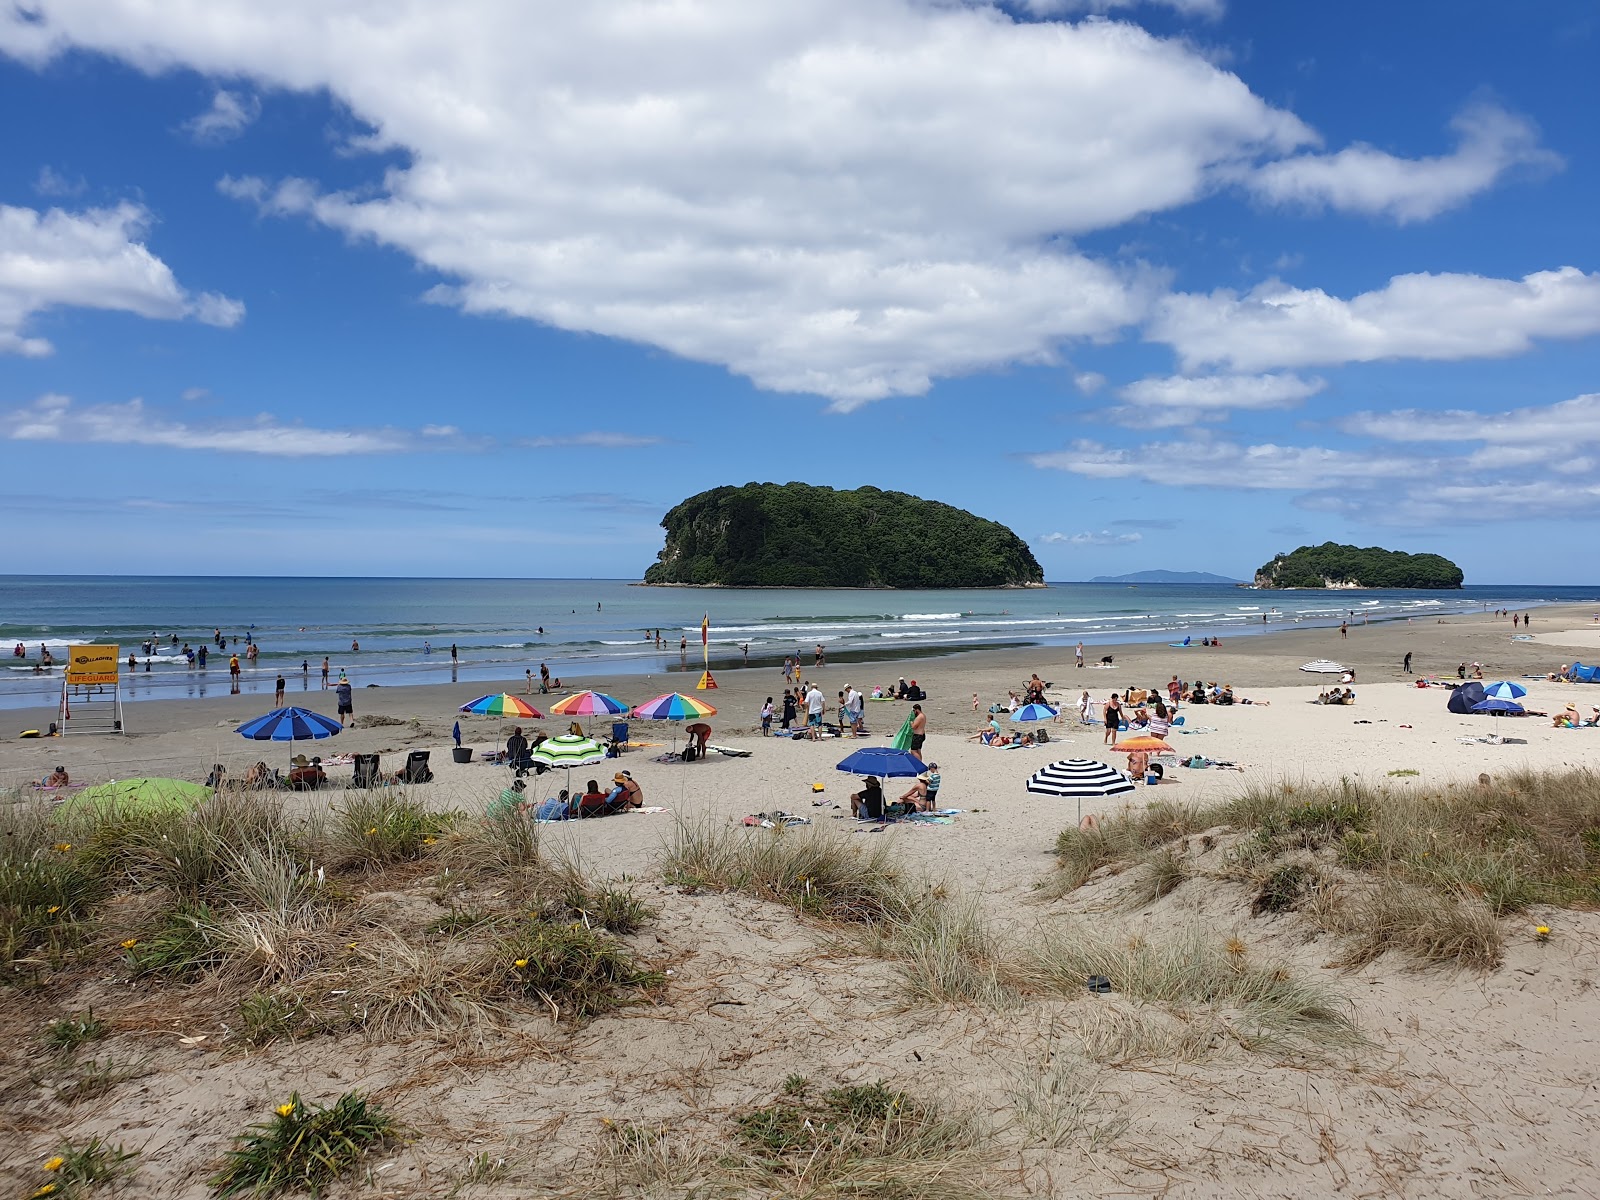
[1,0,1596,583]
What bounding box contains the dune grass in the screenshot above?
[664,818,918,925]
[727,1080,1001,1200]
[211,1091,397,1199]
[1044,768,1600,970]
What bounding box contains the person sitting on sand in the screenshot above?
[1554,704,1580,728]
[244,761,272,789]
[850,775,884,820]
[1585,707,1600,727]
[488,777,530,819]
[288,755,326,790]
[204,763,227,789]
[899,765,940,811]
[43,765,69,788]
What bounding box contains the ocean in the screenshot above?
[3,575,1596,710]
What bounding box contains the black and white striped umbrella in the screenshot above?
[1026,758,1135,798]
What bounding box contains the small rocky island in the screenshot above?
[643,483,1044,588]
[1254,543,1464,589]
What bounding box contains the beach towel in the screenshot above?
[707,744,752,757]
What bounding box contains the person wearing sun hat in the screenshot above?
[606,770,643,809]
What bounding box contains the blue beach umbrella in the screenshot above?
[1011,703,1059,723]
[835,746,927,778]
[1471,696,1524,737]
[235,707,344,741]
[1481,681,1528,701]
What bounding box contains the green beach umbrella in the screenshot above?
[528,734,609,806]
[58,777,211,817]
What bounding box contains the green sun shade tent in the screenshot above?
[56,777,212,817]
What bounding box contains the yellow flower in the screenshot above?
[277,1102,296,1117]
[514,958,529,969]
[33,1185,57,1198]
[366,827,378,836]
[53,842,73,852]
[347,942,358,950]
[421,836,437,846]
[43,1157,65,1171]
[121,938,138,949]
[46,905,60,914]
[1535,925,1551,942]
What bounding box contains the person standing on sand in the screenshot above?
[909,703,927,760]
[816,643,826,667]
[1403,651,1412,674]
[1340,621,1348,639]
[1075,641,1084,669]
[335,678,354,727]
[274,675,285,706]
[321,657,330,688]
[1103,694,1122,744]
[525,668,535,694]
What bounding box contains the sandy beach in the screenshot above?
[4,605,1600,1197]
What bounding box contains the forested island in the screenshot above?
[1254,543,1464,589]
[642,483,1044,588]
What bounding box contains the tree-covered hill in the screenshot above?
[642,483,1044,588]
[1254,543,1464,589]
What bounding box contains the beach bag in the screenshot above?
[1036,729,1050,743]
[681,743,698,762]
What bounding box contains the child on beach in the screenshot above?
[761,697,773,735]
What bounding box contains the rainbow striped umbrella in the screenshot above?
[459,693,544,718]
[632,692,718,721]
[550,690,629,717]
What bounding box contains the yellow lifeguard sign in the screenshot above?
[697,670,718,690]
[66,644,120,686]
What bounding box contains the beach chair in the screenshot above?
[353,754,381,789]
[400,750,433,784]
[610,721,630,754]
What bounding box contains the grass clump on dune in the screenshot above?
[1044,768,1600,969]
[495,919,663,1022]
[664,819,917,925]
[729,1079,999,1200]
[325,792,459,868]
[211,1091,397,1199]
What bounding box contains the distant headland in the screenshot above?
[641,483,1044,589]
[1088,570,1244,585]
[1253,543,1464,589]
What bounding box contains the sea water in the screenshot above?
[1,575,1594,709]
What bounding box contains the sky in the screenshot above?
[1,0,1597,584]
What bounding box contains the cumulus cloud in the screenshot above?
[1040,529,1143,545]
[1030,438,1414,489]
[1,1,1332,405]
[1150,267,1600,373]
[1113,371,1324,425]
[0,202,244,355]
[2,394,659,458]
[1248,104,1561,222]
[183,88,260,143]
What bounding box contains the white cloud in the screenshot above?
[1150,267,1600,373]
[2,394,660,457]
[1029,438,1414,489]
[1,1,1328,406]
[33,165,86,197]
[1248,104,1560,222]
[1016,0,1224,16]
[1113,371,1323,425]
[1073,371,1108,395]
[0,202,245,355]
[183,88,260,143]
[1340,392,1600,447]
[1040,529,1144,545]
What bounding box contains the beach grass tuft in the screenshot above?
[494,919,663,1022]
[325,791,458,868]
[43,1009,108,1055]
[727,1080,999,1199]
[210,1091,397,1199]
[664,818,916,925]
[29,1135,139,1199]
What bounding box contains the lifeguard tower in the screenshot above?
[60,644,126,735]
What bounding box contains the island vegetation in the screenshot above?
[642,483,1044,588]
[1254,542,1464,589]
